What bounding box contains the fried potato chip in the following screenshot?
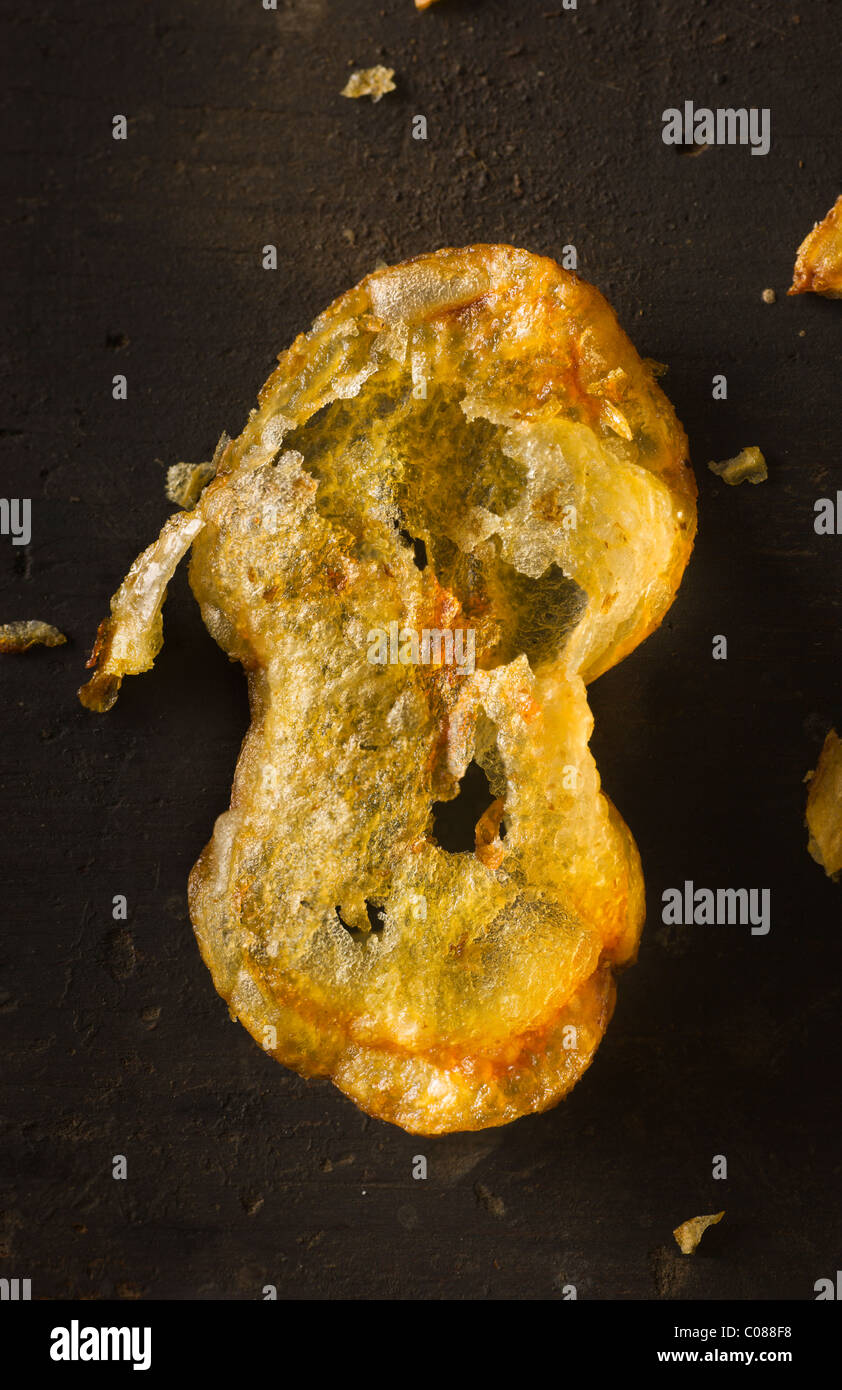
[79,246,696,1132]
[806,729,842,880]
[673,1211,725,1254]
[789,194,842,298]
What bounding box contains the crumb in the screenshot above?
[341,67,396,103]
[708,445,767,486]
[673,1211,725,1254]
[762,287,776,304]
[0,620,67,653]
[474,1182,506,1218]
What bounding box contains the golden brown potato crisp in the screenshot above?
[80,246,696,1132]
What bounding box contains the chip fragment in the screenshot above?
[0,620,67,653]
[806,729,842,880]
[673,1211,725,1255]
[789,194,842,298]
[341,66,396,102]
[707,446,767,486]
[80,246,696,1132]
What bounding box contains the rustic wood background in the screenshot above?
[1,0,840,1300]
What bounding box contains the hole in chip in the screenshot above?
[365,900,386,932]
[335,901,386,940]
[432,759,498,854]
[396,526,428,570]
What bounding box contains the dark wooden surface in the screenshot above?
[1,0,840,1301]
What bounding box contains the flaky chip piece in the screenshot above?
[0,620,66,653]
[708,446,767,486]
[341,67,396,102]
[79,246,696,1133]
[806,729,842,880]
[789,195,842,298]
[673,1212,724,1255]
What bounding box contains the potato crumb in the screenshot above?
[673,1211,725,1254]
[342,67,396,103]
[761,287,776,304]
[0,620,67,653]
[806,729,842,880]
[707,446,767,486]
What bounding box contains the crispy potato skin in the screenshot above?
[81,245,696,1133]
[790,195,842,298]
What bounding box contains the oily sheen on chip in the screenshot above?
[80,246,697,1133]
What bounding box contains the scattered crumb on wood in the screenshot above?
[708,446,767,486]
[761,287,777,304]
[673,1211,725,1254]
[474,1182,505,1218]
[342,67,396,103]
[0,620,67,653]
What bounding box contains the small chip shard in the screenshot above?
[341,67,396,103]
[0,620,67,653]
[673,1211,725,1254]
[708,446,767,486]
[761,287,776,304]
[1,620,67,653]
[789,194,842,298]
[806,729,842,880]
[416,0,441,8]
[165,432,229,509]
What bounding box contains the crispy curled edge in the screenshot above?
[80,246,696,1133]
[78,512,204,712]
[789,194,842,298]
